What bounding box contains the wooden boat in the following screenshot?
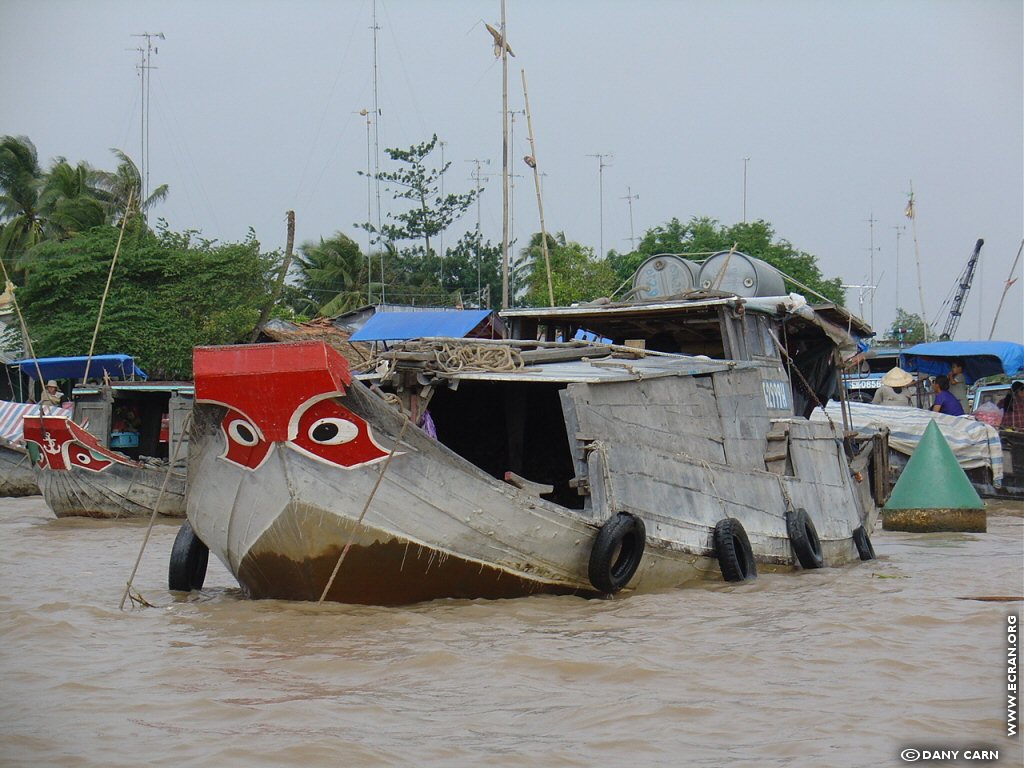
[898,340,1024,498]
[17,355,193,518]
[179,324,880,603]
[0,400,71,496]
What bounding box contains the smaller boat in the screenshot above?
[18,355,193,518]
[851,342,1024,499]
[0,400,70,496]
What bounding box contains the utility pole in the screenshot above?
[370,1,384,303]
[130,31,163,209]
[892,224,905,313]
[621,187,639,249]
[468,159,491,307]
[359,109,373,304]
[865,213,880,326]
[743,157,750,223]
[587,153,612,258]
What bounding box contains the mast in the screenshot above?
[906,182,929,342]
[371,1,384,303]
[500,0,510,309]
[988,240,1023,340]
[521,69,554,306]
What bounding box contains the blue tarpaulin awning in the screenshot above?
[900,341,1024,384]
[349,310,497,342]
[15,354,147,381]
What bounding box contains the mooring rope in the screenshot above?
[118,409,192,610]
[318,411,412,603]
[84,192,134,383]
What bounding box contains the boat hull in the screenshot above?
[24,416,185,519]
[187,342,872,604]
[0,440,40,496]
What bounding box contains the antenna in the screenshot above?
[892,224,905,311]
[840,283,878,326]
[621,187,639,249]
[370,1,384,303]
[467,159,492,307]
[743,157,750,223]
[130,31,164,210]
[586,153,613,258]
[864,212,880,326]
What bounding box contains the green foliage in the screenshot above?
[606,217,845,305]
[886,308,927,344]
[291,232,366,317]
[518,232,619,307]
[358,134,477,263]
[15,221,274,378]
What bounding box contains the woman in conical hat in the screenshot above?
[872,367,914,407]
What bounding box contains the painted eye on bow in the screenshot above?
[307,417,359,445]
[227,418,261,447]
[73,448,93,465]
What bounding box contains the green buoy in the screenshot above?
[883,419,986,532]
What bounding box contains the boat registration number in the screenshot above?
[762,380,791,411]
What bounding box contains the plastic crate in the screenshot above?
[110,431,139,448]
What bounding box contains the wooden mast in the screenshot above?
[500,0,510,309]
[521,69,555,307]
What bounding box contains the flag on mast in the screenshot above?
[904,193,915,219]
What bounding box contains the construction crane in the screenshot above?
[938,238,984,341]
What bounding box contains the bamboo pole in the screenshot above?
[988,239,1022,340]
[521,69,555,307]
[251,210,296,341]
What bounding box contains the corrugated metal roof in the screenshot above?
[350,310,495,342]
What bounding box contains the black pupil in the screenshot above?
[236,423,255,443]
[312,422,338,442]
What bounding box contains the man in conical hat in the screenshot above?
[872,367,915,407]
[39,379,63,407]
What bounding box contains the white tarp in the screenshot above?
[810,400,1003,486]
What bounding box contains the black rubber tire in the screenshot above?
[786,508,824,569]
[168,520,209,592]
[588,512,646,594]
[714,518,757,582]
[852,525,876,561]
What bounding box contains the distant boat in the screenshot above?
[19,355,193,519]
[0,400,71,496]
[173,269,885,604]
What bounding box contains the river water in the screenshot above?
[1,495,1021,767]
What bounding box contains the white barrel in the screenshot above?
[696,251,785,297]
[632,255,699,300]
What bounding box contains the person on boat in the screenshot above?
[997,381,1024,430]
[872,367,914,406]
[39,380,63,407]
[948,359,968,411]
[931,375,965,416]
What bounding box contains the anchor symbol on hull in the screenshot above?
[42,434,60,455]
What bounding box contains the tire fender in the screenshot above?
[713,517,757,582]
[588,512,646,594]
[168,520,210,592]
[786,508,824,569]
[852,525,876,561]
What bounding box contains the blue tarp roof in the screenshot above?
[14,354,147,381]
[349,310,495,342]
[900,341,1024,384]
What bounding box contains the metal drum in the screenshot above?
[631,255,699,300]
[696,251,785,297]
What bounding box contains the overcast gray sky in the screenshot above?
[2,0,1021,341]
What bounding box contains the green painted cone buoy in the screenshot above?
[883,419,986,533]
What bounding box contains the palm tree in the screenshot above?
[93,149,168,222]
[38,157,106,240]
[0,135,45,277]
[293,232,365,316]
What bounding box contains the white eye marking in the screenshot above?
[228,419,260,447]
[308,417,358,445]
[74,449,92,464]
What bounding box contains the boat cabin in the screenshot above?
[13,354,192,463]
